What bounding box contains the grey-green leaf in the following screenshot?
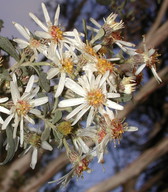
[0,126,16,165]
[39,71,50,92]
[52,110,62,124]
[0,36,20,61]
[52,130,63,148]
[41,127,51,141]
[91,28,105,44]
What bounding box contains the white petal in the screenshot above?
[99,71,109,87]
[93,44,101,52]
[0,116,4,124]
[126,126,138,132]
[65,78,86,97]
[148,48,155,57]
[90,18,101,28]
[75,137,89,153]
[55,73,66,97]
[29,13,48,32]
[35,31,51,39]
[66,103,87,119]
[42,3,51,25]
[72,106,90,125]
[28,87,40,100]
[10,82,20,104]
[0,97,9,103]
[29,109,41,116]
[30,148,38,169]
[104,106,114,119]
[151,67,162,82]
[24,115,35,124]
[106,99,124,110]
[107,93,120,99]
[135,63,146,75]
[25,75,34,93]
[13,22,30,40]
[47,68,60,79]
[58,98,85,108]
[29,97,48,107]
[13,39,29,48]
[20,117,24,146]
[54,4,60,26]
[0,106,10,114]
[117,40,135,47]
[86,107,95,127]
[2,114,14,130]
[41,141,53,151]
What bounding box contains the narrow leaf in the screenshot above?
[0,126,16,165]
[0,36,20,61]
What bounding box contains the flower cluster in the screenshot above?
[0,3,162,186]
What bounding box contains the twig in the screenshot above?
[118,66,168,119]
[85,137,168,192]
[18,152,69,192]
[146,0,168,42]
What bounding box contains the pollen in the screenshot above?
[96,58,114,74]
[49,25,63,43]
[61,58,74,74]
[111,119,124,139]
[87,89,105,108]
[16,100,31,116]
[145,52,160,69]
[75,158,90,176]
[57,121,73,136]
[26,132,41,147]
[85,45,97,56]
[98,129,106,143]
[30,39,41,48]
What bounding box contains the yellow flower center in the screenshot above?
[61,58,74,74]
[49,25,63,43]
[87,89,105,108]
[85,45,97,56]
[27,133,41,147]
[30,39,41,48]
[57,121,73,136]
[96,58,113,74]
[16,100,31,116]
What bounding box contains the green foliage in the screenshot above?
[0,126,16,165]
[38,71,50,92]
[0,20,4,31]
[0,36,20,61]
[52,110,62,124]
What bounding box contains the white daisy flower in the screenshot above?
[2,74,48,146]
[29,3,76,48]
[23,128,53,169]
[87,13,124,33]
[77,109,138,163]
[135,37,162,82]
[13,22,47,59]
[72,136,90,154]
[58,71,123,127]
[87,13,136,55]
[0,97,10,124]
[46,45,78,97]
[68,29,102,58]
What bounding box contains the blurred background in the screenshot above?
[0,0,168,192]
